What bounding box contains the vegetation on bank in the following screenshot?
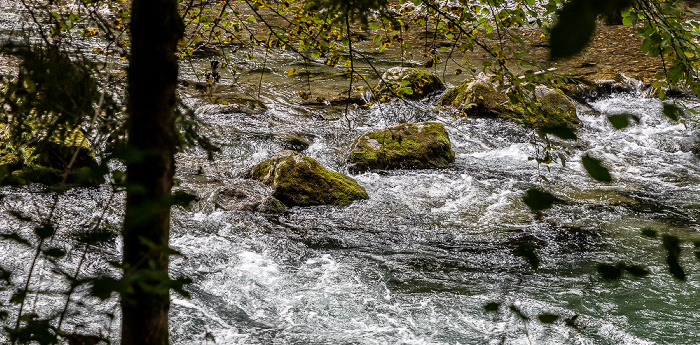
[0,0,700,344]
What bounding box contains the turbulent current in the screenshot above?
[165,86,700,344]
[2,79,700,344]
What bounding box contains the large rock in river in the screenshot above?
[246,150,368,206]
[348,122,455,171]
[438,74,579,128]
[377,67,445,99]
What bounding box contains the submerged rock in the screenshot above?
[246,150,368,206]
[438,74,579,128]
[215,184,286,214]
[348,122,455,172]
[377,67,445,99]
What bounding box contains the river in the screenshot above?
[1,3,700,344]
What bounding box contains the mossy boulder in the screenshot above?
[348,122,455,172]
[438,78,510,116]
[245,150,368,207]
[0,124,100,186]
[378,67,445,99]
[438,74,579,128]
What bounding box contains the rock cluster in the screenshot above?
[437,73,579,128]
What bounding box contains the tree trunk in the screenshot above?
[122,0,183,344]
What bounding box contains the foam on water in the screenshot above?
[2,82,700,344]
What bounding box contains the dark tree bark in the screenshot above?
[122,0,183,344]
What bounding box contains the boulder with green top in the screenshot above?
[348,122,455,172]
[378,67,445,99]
[438,74,579,128]
[245,150,368,206]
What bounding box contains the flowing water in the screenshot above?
[159,86,700,345]
[1,4,700,344]
[2,73,700,345]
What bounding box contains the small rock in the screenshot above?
[281,134,312,152]
[257,196,287,214]
[378,67,445,99]
[214,184,286,214]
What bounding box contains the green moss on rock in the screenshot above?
[437,75,580,128]
[246,150,368,207]
[0,124,100,186]
[378,67,445,99]
[348,122,455,171]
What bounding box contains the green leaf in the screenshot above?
[538,313,559,324]
[549,0,597,58]
[641,227,657,238]
[662,103,682,122]
[484,302,500,312]
[139,237,183,256]
[608,114,631,130]
[91,276,121,300]
[597,263,622,280]
[539,126,577,140]
[171,191,199,208]
[43,248,66,259]
[399,87,414,95]
[622,264,649,277]
[2,233,31,246]
[34,223,55,240]
[514,242,540,270]
[10,290,27,304]
[581,155,611,182]
[522,188,556,212]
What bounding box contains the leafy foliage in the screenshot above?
[522,188,557,212]
[581,155,612,182]
[538,313,559,324]
[597,262,649,280]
